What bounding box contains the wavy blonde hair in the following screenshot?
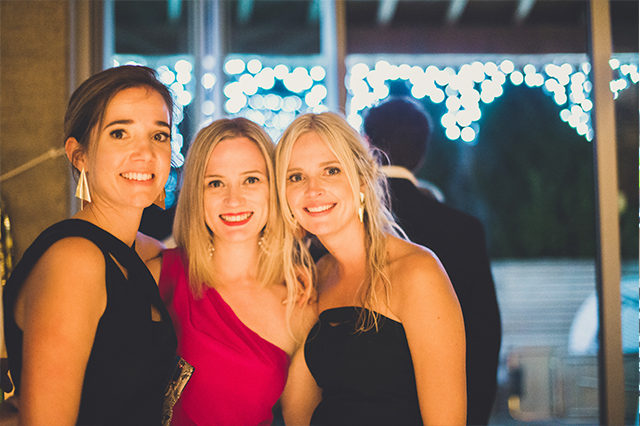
[275,112,400,331]
[173,117,284,297]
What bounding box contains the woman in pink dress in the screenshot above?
[147,117,315,426]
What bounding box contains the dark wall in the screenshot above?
[1,1,71,258]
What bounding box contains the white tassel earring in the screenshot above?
[75,168,92,210]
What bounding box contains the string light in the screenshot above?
[114,54,637,146]
[345,56,637,144]
[222,58,328,138]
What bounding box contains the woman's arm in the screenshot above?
[280,343,322,426]
[15,238,107,425]
[395,249,467,426]
[280,299,321,426]
[135,231,165,284]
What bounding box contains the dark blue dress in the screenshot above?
[305,306,423,426]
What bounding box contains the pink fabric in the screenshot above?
[159,248,289,426]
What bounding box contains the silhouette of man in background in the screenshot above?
[363,97,502,425]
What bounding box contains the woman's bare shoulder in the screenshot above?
[386,235,454,309]
[135,232,165,263]
[135,232,166,283]
[387,235,442,271]
[16,237,108,327]
[290,298,319,342]
[39,236,106,275]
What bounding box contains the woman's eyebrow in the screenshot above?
[103,119,170,129]
[103,119,133,129]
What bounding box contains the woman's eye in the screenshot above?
[207,180,223,188]
[288,173,303,183]
[245,176,260,184]
[110,129,125,139]
[154,132,170,142]
[326,167,341,176]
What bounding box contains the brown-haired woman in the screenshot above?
[3,65,177,425]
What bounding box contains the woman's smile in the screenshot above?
[120,171,154,182]
[303,203,337,215]
[219,211,254,226]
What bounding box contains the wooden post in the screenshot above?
[588,1,624,424]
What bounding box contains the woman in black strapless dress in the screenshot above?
[276,112,467,426]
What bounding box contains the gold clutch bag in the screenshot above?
[161,356,194,426]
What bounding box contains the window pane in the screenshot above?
[613,1,639,422]
[225,0,320,55]
[114,0,191,54]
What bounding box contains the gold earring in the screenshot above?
[75,168,92,210]
[258,234,267,252]
[358,191,365,223]
[153,188,166,210]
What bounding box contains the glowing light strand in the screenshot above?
[345,57,638,144]
[221,57,328,141]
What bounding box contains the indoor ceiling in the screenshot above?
[115,0,638,55]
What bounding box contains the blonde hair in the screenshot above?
[275,112,400,331]
[173,117,284,297]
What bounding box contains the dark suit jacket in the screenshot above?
[387,177,502,426]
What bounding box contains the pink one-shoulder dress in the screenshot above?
[159,248,289,426]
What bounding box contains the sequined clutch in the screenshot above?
[161,356,194,426]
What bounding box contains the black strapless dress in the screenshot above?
[304,306,423,426]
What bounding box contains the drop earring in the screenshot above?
[208,235,215,257]
[358,191,365,223]
[75,168,91,210]
[153,188,166,210]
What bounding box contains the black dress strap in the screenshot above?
[4,219,171,324]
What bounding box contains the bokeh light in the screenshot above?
[222,57,329,140]
[345,55,637,144]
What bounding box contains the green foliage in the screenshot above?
[417,85,599,258]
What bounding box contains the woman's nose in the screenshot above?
[131,138,154,160]
[305,176,324,197]
[224,185,244,206]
